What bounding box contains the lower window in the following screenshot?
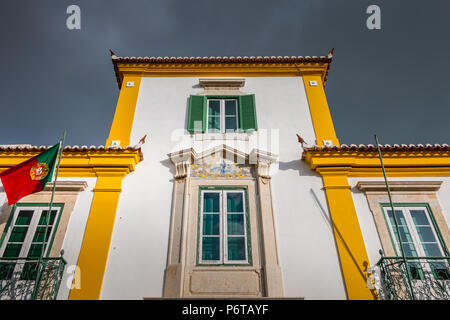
[0,204,63,280]
[198,188,250,265]
[382,205,450,280]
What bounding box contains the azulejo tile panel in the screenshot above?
[191,157,252,178]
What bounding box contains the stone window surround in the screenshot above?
[356,180,450,257]
[0,181,88,257]
[163,145,284,298]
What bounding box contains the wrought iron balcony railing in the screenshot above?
[0,252,66,300]
[376,253,450,300]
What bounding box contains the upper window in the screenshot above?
[198,188,251,265]
[187,95,257,133]
[382,205,450,280]
[207,99,239,133]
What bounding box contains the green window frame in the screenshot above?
[188,95,258,133]
[197,187,252,266]
[0,203,64,280]
[381,203,450,281]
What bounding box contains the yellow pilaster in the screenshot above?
[106,75,142,148]
[302,74,340,146]
[69,169,127,300]
[318,168,377,300]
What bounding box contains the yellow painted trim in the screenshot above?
[68,169,126,300]
[106,75,142,148]
[320,170,377,300]
[115,62,330,82]
[303,149,450,176]
[0,149,142,177]
[302,75,339,146]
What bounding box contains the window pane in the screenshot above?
[20,262,38,280]
[391,226,413,243]
[227,214,244,235]
[9,227,29,243]
[410,210,429,226]
[407,262,424,280]
[227,193,243,212]
[430,262,450,280]
[208,100,220,115]
[416,226,437,243]
[402,243,418,257]
[225,100,237,115]
[0,262,15,280]
[203,214,220,235]
[3,244,22,257]
[422,243,442,257]
[225,117,237,132]
[228,237,246,260]
[27,244,45,259]
[208,116,220,133]
[203,193,220,212]
[32,226,53,243]
[15,210,33,226]
[387,210,407,225]
[38,210,57,225]
[202,237,220,261]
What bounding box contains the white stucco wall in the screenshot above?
[100,76,346,299]
[349,176,450,268]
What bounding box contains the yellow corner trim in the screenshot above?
[106,75,142,148]
[302,75,339,147]
[320,172,377,300]
[68,172,125,300]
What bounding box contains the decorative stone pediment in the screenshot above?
[167,144,277,180]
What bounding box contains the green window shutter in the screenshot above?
[238,94,258,132]
[188,95,207,133]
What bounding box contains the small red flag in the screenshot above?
[0,143,59,205]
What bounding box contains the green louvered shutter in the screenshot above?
[238,94,258,132]
[188,95,207,133]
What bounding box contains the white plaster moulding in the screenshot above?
[43,181,89,192]
[198,78,246,88]
[356,181,443,192]
[167,144,278,166]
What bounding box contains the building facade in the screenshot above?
[0,52,448,300]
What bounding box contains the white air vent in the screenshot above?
[323,140,333,147]
[111,140,121,148]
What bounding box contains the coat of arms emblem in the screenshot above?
[30,163,49,180]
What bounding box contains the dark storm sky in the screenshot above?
[1,0,449,147]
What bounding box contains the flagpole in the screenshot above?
[32,131,66,300]
[374,134,415,300]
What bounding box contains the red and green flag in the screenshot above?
[0,143,60,205]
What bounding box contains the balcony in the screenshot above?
[0,251,66,300]
[376,252,450,300]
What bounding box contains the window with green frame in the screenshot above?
[187,95,258,133]
[0,204,63,280]
[382,204,450,280]
[198,188,251,265]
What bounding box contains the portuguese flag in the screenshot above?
[0,143,60,205]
